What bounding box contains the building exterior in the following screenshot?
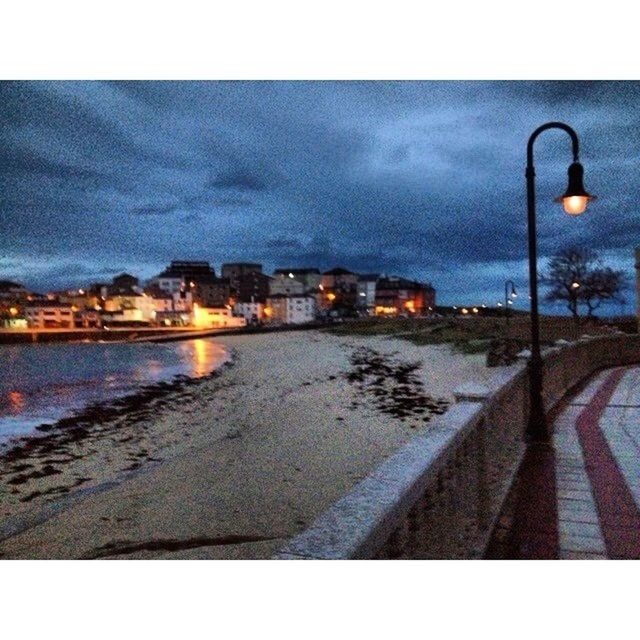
[76,309,102,328]
[272,268,322,293]
[103,292,156,324]
[269,274,306,297]
[267,294,316,324]
[24,301,74,329]
[234,301,265,324]
[221,263,262,288]
[1,317,28,329]
[221,263,270,303]
[57,289,100,312]
[374,277,435,316]
[172,289,194,313]
[110,273,139,292]
[0,280,29,302]
[153,261,217,295]
[357,274,379,315]
[152,294,174,313]
[319,267,359,315]
[89,282,110,301]
[234,272,271,303]
[194,278,233,307]
[191,304,246,329]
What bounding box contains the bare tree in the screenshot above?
[580,267,627,318]
[541,246,627,332]
[541,247,593,328]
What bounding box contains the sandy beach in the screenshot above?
[0,329,499,559]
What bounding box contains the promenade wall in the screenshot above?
[276,334,640,559]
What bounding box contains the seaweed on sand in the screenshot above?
[344,347,450,426]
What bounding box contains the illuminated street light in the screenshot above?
[554,162,596,215]
[525,122,596,442]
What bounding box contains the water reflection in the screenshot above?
[0,338,229,442]
[7,390,25,414]
[192,339,209,377]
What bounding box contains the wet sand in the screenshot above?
[0,330,497,559]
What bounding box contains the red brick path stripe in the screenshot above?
[575,367,640,559]
[507,443,559,558]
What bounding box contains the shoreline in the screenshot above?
[0,344,235,540]
[0,356,235,464]
[0,321,327,346]
[0,330,500,559]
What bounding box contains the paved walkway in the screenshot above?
[487,365,640,560]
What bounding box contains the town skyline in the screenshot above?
[2,81,639,306]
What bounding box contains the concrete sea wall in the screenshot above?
[276,334,640,559]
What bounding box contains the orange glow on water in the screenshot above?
[185,339,216,377]
[7,390,25,413]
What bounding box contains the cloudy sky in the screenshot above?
[1,81,638,309]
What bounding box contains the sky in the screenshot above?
[1,81,638,311]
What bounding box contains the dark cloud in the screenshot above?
[208,168,268,191]
[131,203,179,216]
[0,81,638,309]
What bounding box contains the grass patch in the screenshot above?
[324,318,501,354]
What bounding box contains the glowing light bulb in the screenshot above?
[562,195,588,215]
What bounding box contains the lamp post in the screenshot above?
[504,279,517,334]
[525,122,596,442]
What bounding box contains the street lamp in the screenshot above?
[525,122,596,442]
[504,279,517,335]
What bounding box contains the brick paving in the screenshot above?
[486,365,640,560]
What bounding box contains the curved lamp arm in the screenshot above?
[527,121,579,168]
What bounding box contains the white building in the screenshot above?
[103,293,156,324]
[267,294,316,325]
[1,317,28,329]
[234,301,265,324]
[192,305,246,329]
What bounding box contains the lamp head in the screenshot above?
[555,161,596,215]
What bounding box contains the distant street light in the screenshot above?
[525,122,596,442]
